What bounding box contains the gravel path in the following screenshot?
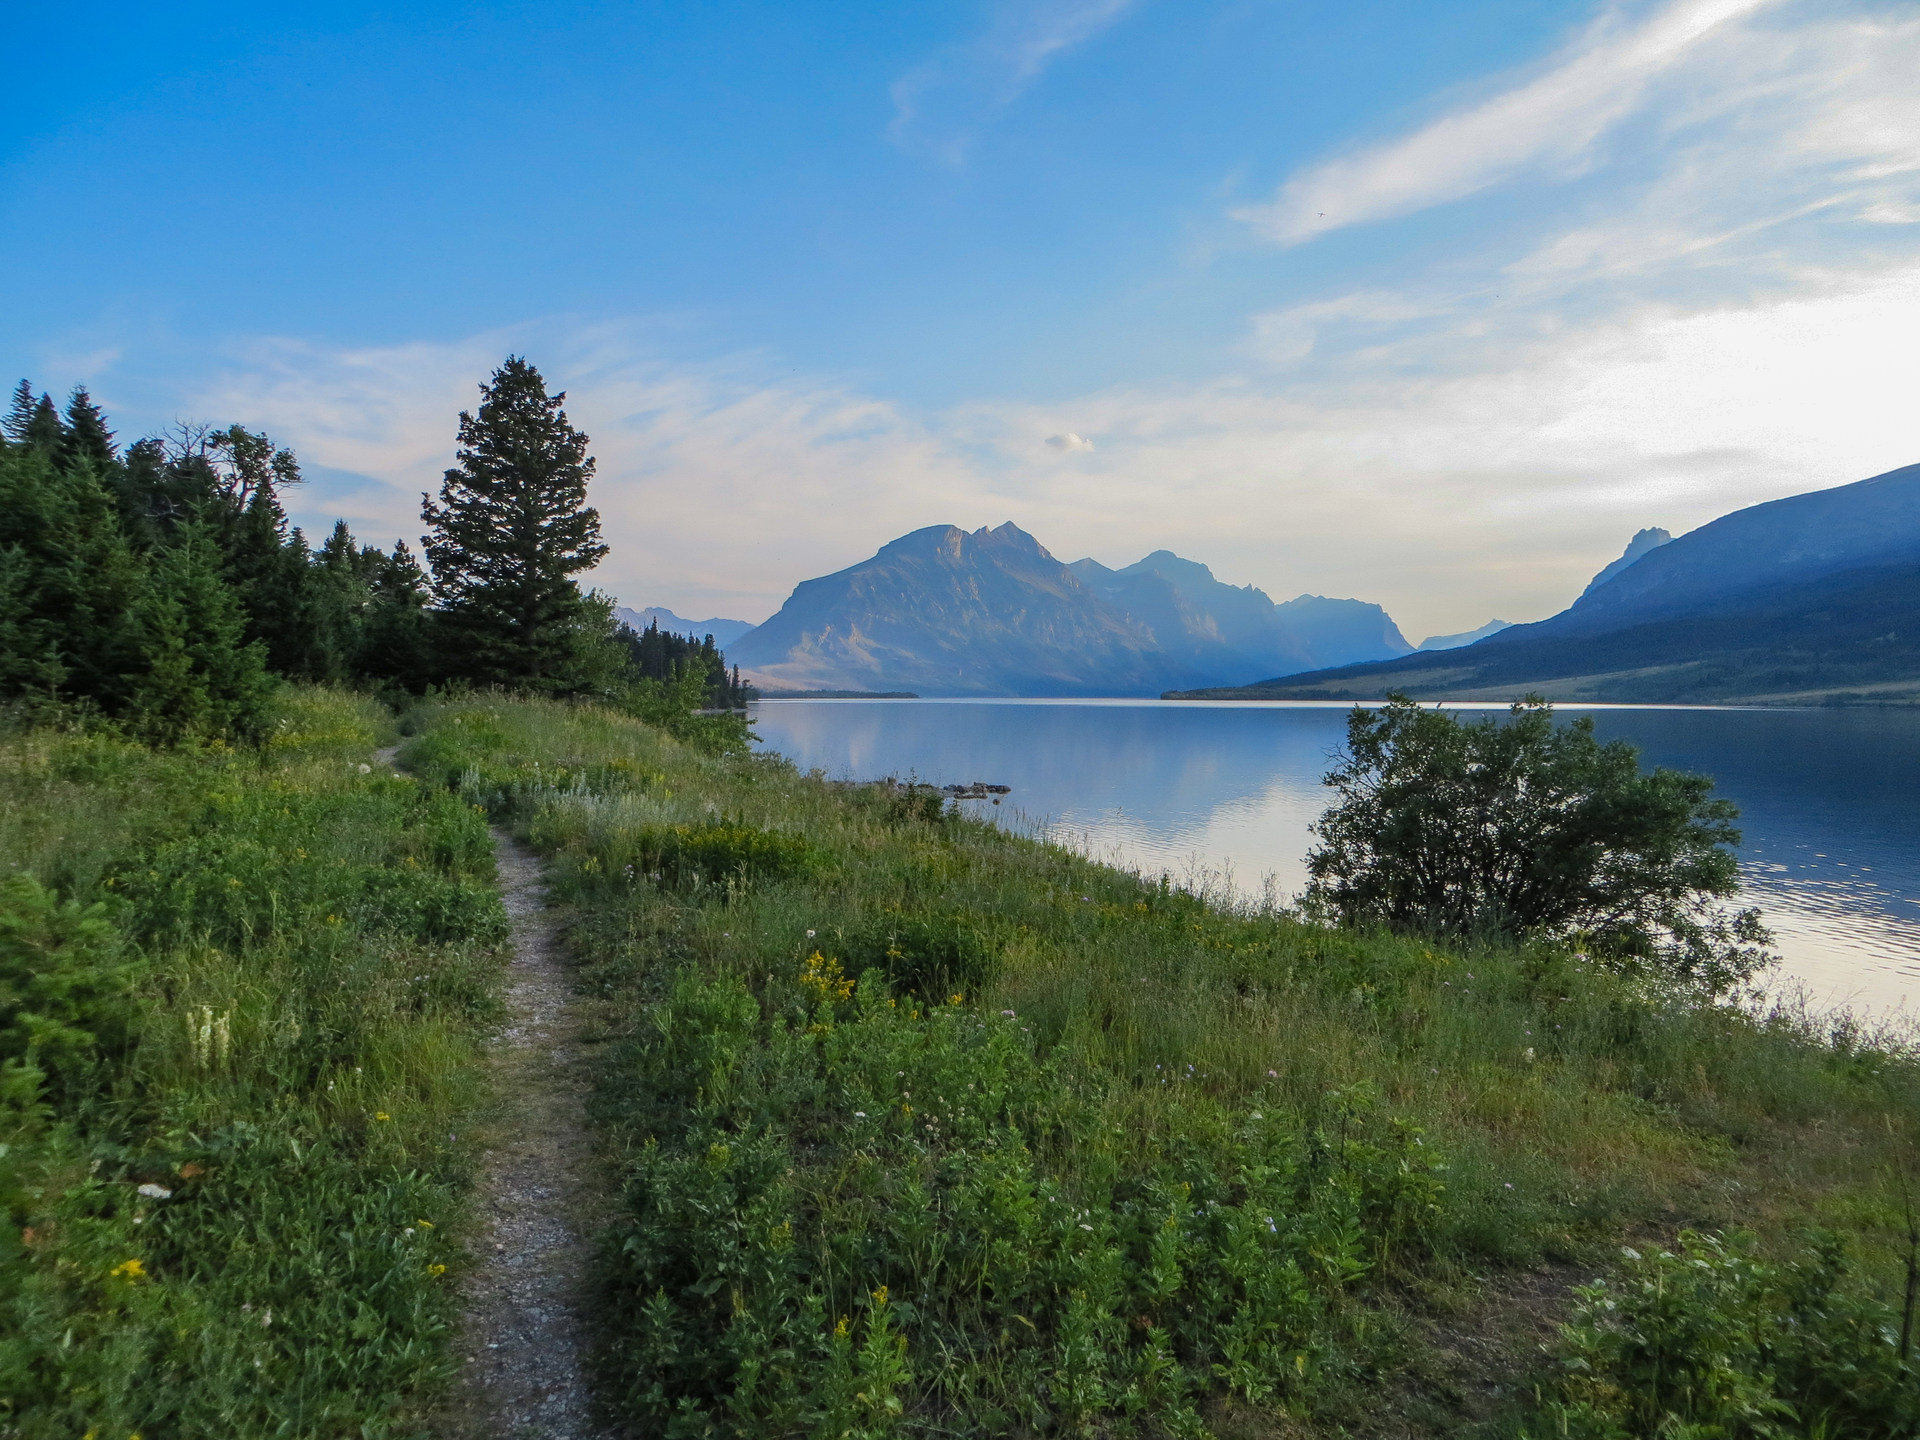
[439,828,607,1439]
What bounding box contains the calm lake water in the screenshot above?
[750,698,1920,1020]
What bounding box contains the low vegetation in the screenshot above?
[1,689,504,1438]
[403,695,1920,1437]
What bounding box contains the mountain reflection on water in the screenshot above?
[750,698,1920,1021]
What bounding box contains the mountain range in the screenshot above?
[1170,461,1920,705]
[613,606,757,648]
[722,523,1411,696]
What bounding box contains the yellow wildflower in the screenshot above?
[871,1285,889,1305]
[374,1111,390,1121]
[799,950,854,1003]
[427,1264,447,1277]
[110,1258,145,1280]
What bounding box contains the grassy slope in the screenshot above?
[1,690,505,1440]
[404,697,1920,1436]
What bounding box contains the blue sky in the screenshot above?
[6,0,1918,637]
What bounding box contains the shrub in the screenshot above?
[0,875,138,1110]
[625,821,817,890]
[835,911,1000,999]
[1526,1230,1920,1439]
[1306,695,1771,992]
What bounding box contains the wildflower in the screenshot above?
[835,1316,850,1338]
[948,993,964,1005]
[417,1219,434,1228]
[1504,1182,1514,1190]
[854,1111,867,1118]
[871,1285,889,1304]
[358,763,372,774]
[1079,1223,1093,1231]
[1266,1069,1277,1077]
[136,1183,172,1200]
[806,929,816,938]
[1523,1047,1536,1063]
[427,1264,447,1277]
[375,1111,391,1121]
[1001,1009,1016,1018]
[110,1258,146,1280]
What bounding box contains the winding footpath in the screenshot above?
[374,746,606,1437]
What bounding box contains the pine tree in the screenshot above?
[129,525,274,745]
[420,357,610,689]
[5,381,36,444]
[59,385,117,473]
[24,394,64,455]
[360,539,434,687]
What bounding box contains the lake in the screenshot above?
[749,698,1920,1020]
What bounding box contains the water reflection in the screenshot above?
[750,699,1920,1018]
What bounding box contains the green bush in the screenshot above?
[1526,1230,1920,1439]
[1307,695,1771,992]
[834,911,1000,999]
[0,876,139,1110]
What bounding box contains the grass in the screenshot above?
[400,695,1920,1436]
[1,688,505,1439]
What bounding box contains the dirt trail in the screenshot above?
[441,819,608,1438]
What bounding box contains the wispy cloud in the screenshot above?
[890,0,1138,163]
[1235,0,1774,245]
[175,0,1920,640]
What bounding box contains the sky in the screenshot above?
[5,0,1918,641]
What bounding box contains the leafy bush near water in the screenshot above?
[0,689,504,1439]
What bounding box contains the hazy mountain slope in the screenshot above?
[1169,462,1920,705]
[1418,619,1512,651]
[1577,528,1671,600]
[1547,462,1920,635]
[729,523,1214,696]
[615,606,756,647]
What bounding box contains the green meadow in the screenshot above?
[6,687,1919,1436]
[406,696,1920,1438]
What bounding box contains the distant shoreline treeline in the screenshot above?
[0,360,752,746]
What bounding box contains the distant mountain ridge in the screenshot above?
[1418,619,1512,652]
[728,524,1411,696]
[1169,461,1920,706]
[615,606,756,648]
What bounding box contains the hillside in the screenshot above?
[1171,462,1920,705]
[730,524,1410,695]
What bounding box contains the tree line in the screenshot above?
[0,357,751,746]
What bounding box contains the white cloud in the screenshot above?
[197,325,1003,622]
[890,0,1138,163]
[1235,0,1775,245]
[1045,431,1095,451]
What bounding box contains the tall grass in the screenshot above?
[1,689,504,1439]
[404,696,1920,1435]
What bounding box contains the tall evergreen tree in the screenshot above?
[23,394,63,455]
[5,381,36,444]
[420,357,611,689]
[58,385,117,473]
